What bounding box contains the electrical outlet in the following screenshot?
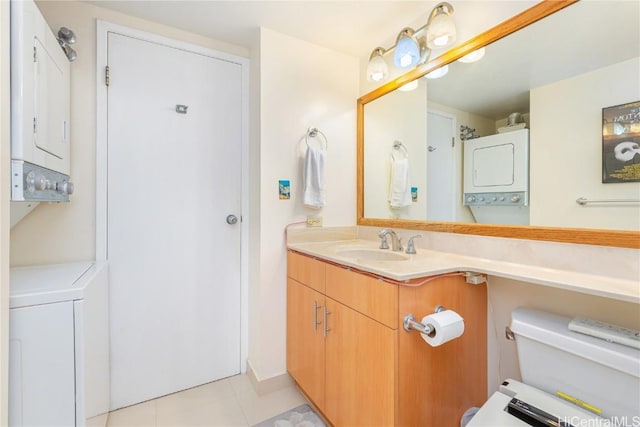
[306,216,323,227]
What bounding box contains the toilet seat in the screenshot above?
[466,379,603,427]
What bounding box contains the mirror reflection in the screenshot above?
[363,1,640,231]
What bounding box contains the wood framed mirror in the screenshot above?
[357,0,640,249]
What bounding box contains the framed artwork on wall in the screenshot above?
[602,101,640,183]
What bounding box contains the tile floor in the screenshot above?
[104,374,309,426]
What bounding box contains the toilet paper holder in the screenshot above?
[403,305,445,337]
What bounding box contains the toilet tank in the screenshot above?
[510,307,640,420]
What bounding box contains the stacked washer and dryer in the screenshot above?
[463,128,530,225]
[9,1,109,425]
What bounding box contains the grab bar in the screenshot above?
[576,197,640,206]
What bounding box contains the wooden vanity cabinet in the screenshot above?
[287,278,326,409]
[397,275,487,426]
[287,251,398,425]
[286,250,486,426]
[324,264,398,426]
[286,251,327,409]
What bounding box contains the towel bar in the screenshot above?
[576,197,640,205]
[306,127,327,150]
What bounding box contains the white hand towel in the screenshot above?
[388,158,411,208]
[303,145,326,208]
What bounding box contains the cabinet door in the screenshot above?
[324,298,397,426]
[9,302,76,426]
[286,278,325,409]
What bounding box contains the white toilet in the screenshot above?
[468,307,640,426]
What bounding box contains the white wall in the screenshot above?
[530,58,640,230]
[10,1,248,266]
[249,28,359,380]
[364,85,427,219]
[0,1,10,421]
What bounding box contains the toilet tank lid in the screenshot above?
[510,307,640,378]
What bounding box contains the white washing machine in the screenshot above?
[9,262,110,426]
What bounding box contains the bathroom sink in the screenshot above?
[335,249,409,262]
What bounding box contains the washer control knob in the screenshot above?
[34,175,47,191]
[466,195,476,203]
[492,197,498,201]
[57,181,74,195]
[510,194,521,203]
[479,197,485,202]
[26,171,36,193]
[499,196,505,201]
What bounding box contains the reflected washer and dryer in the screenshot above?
[463,128,530,225]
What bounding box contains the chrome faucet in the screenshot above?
[378,229,403,252]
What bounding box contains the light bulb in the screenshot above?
[367,48,389,82]
[425,65,449,79]
[426,6,456,49]
[398,80,419,92]
[458,47,486,63]
[394,29,420,68]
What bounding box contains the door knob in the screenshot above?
[226,214,239,225]
[428,146,437,152]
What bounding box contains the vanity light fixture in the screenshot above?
[457,47,486,63]
[425,3,457,49]
[366,2,456,82]
[367,47,389,82]
[398,80,419,92]
[425,64,449,79]
[394,28,421,68]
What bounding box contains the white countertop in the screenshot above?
[287,238,640,304]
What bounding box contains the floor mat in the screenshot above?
[253,404,327,427]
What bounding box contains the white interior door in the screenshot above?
[426,110,455,221]
[106,32,242,409]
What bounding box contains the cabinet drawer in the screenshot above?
[287,251,326,293]
[325,264,398,329]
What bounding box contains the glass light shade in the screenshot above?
[394,34,420,68]
[425,65,449,79]
[458,47,485,63]
[426,11,456,49]
[398,80,419,92]
[367,54,389,82]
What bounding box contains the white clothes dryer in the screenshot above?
[9,262,110,426]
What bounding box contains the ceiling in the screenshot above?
[84,1,436,58]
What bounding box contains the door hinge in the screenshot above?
[105,66,110,87]
[33,117,37,133]
[33,46,37,62]
[452,137,455,147]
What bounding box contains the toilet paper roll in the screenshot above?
[420,310,465,347]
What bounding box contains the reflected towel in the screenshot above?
[303,145,326,208]
[388,158,411,208]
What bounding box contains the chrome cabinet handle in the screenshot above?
[323,307,332,337]
[313,300,322,331]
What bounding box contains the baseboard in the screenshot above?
[246,360,294,396]
[86,413,109,427]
